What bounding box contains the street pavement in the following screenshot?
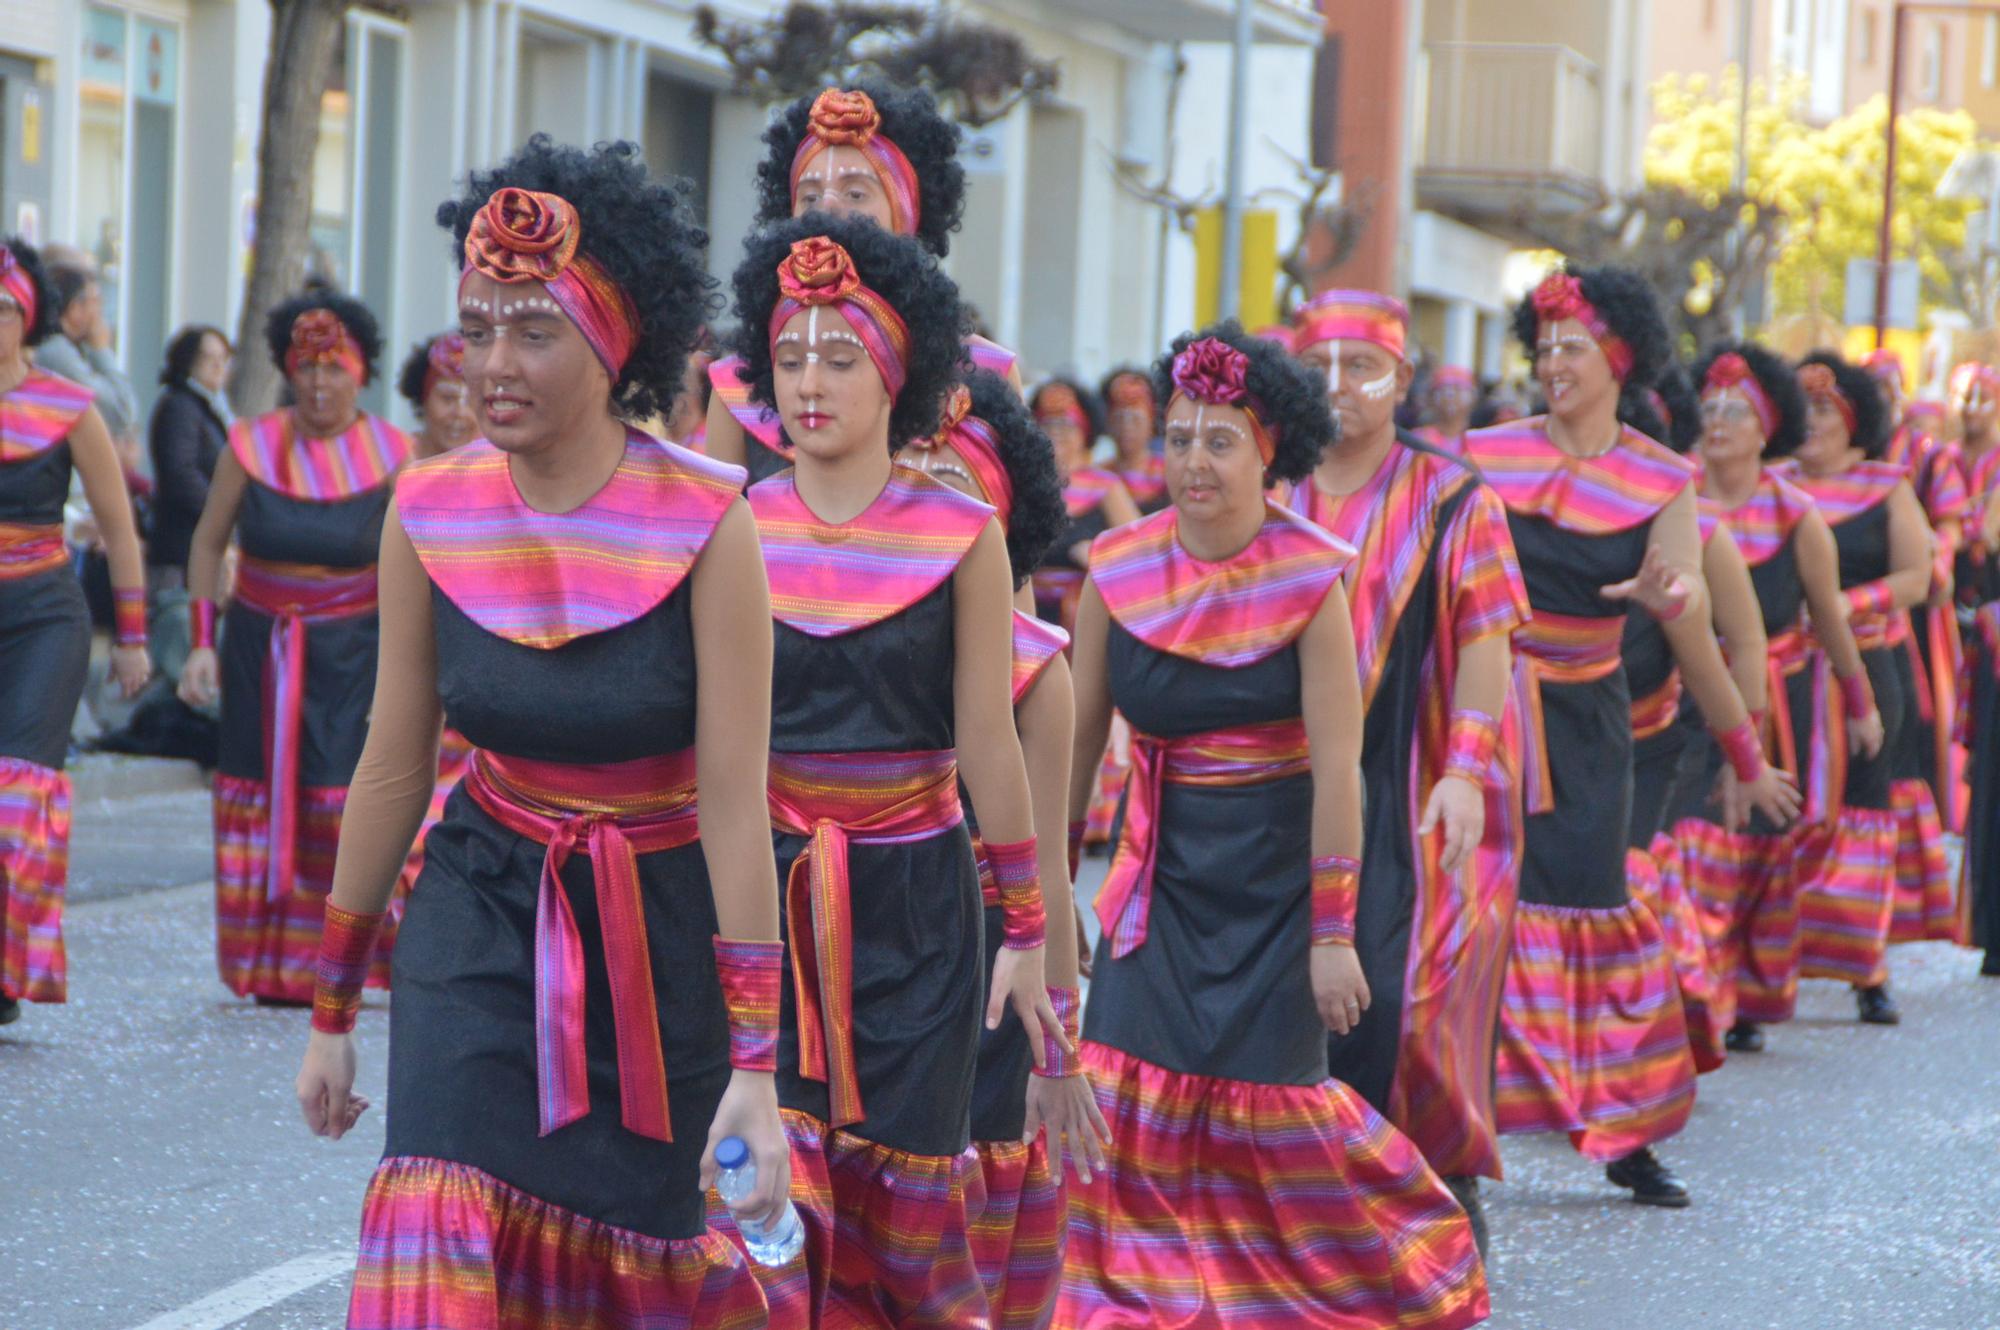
[6,758,1999,1328]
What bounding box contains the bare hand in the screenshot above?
[1600,545,1688,620]
[701,1070,791,1230]
[1023,1072,1112,1186]
[297,1028,369,1140]
[1075,911,1094,981]
[1419,774,1484,876]
[109,643,151,699]
[179,646,219,707]
[1848,708,1885,760]
[1311,942,1370,1036]
[987,944,1071,1072]
[1739,762,1801,829]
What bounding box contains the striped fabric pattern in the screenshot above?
[1772,458,1908,526]
[1010,610,1069,704]
[750,465,993,637]
[1715,470,1815,565]
[213,775,382,1002]
[1090,503,1352,670]
[0,369,92,461]
[1887,778,1958,943]
[965,334,1019,383]
[1062,468,1121,518]
[0,522,67,579]
[1632,841,1730,1075]
[1055,1042,1488,1330]
[346,1155,767,1329]
[399,434,744,649]
[0,758,71,1003]
[1494,898,1697,1161]
[708,354,786,452]
[732,1108,990,1329]
[1669,818,1800,1026]
[970,1137,1066,1330]
[1462,418,1696,534]
[1794,809,1899,985]
[228,410,411,501]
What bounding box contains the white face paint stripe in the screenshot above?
[1328,342,1343,395]
[1359,366,1397,400]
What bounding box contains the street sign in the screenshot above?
[1845,257,1920,330]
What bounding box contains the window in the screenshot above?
[1920,23,1943,102]
[1860,9,1878,65]
[1984,15,1998,89]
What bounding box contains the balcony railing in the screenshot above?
[1417,42,1607,222]
[1057,0,1322,45]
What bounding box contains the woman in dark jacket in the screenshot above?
[146,325,231,683]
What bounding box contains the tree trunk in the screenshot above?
[228,0,352,418]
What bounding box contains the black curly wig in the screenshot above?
[957,367,1065,587]
[1799,349,1891,459]
[2,236,60,347]
[1620,365,1701,453]
[1691,342,1808,458]
[437,135,715,423]
[1029,376,1106,443]
[396,334,454,414]
[728,211,966,450]
[263,290,383,383]
[1099,365,1154,409]
[755,80,966,259]
[1511,263,1675,391]
[1151,319,1337,486]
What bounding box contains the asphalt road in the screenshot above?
[5,762,1998,1328]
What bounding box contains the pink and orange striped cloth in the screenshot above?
[1710,468,1815,564]
[229,409,411,500]
[0,758,70,1004]
[1090,502,1352,670]
[398,432,744,649]
[1056,1042,1487,1330]
[213,775,355,1002]
[346,1155,766,1329]
[1,369,93,461]
[1061,467,1121,519]
[971,1136,1066,1330]
[1457,418,1695,534]
[1795,808,1899,985]
[1494,897,1697,1160]
[750,464,993,637]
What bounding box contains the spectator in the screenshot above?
[34,264,141,449]
[146,325,232,673]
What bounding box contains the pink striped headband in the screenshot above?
[1532,272,1634,381]
[0,248,35,329]
[768,237,912,402]
[1702,353,1778,438]
[459,187,639,377]
[790,90,921,237]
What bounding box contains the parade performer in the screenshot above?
[1466,266,1794,1207]
[1418,364,1478,452]
[1286,291,1528,1252]
[294,139,783,1325]
[730,214,1065,1326]
[1660,345,1882,1055]
[1862,351,1963,937]
[706,82,1019,481]
[1952,362,2000,975]
[1099,366,1167,511]
[1776,352,1933,1027]
[0,235,150,1024]
[1058,323,1487,1330]
[179,292,411,1004]
[384,332,479,980]
[1618,373,1785,1075]
[899,369,1107,1329]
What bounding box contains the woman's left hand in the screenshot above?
[109,643,152,699]
[1419,774,1484,875]
[700,1070,791,1230]
[1600,545,1689,621]
[987,943,1069,1071]
[1024,1072,1112,1185]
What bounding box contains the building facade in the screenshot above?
[0,0,1318,433]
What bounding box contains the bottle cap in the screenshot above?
[715,1135,749,1171]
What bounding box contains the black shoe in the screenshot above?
[1605,1147,1691,1207]
[1855,984,1901,1025]
[0,995,18,1026]
[1724,1020,1766,1053]
[1982,949,2000,977]
[1443,1175,1489,1262]
[253,994,311,1009]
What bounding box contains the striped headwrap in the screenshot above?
[1034,382,1089,435]
[284,309,367,384]
[911,383,1014,528]
[1531,271,1634,381]
[789,89,921,236]
[1290,289,1409,360]
[421,332,465,400]
[1702,352,1779,439]
[768,236,911,402]
[1862,348,1907,392]
[1799,363,1858,437]
[0,246,37,329]
[460,187,639,377]
[1170,336,1278,465]
[1951,360,2000,405]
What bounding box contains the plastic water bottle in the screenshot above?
[714,1135,805,1266]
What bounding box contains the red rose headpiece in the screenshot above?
[1701,352,1779,439]
[767,237,911,402]
[1799,363,1858,436]
[914,382,1014,527]
[1531,271,1634,381]
[285,308,367,385]
[789,89,921,237]
[1170,337,1277,465]
[459,187,638,377]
